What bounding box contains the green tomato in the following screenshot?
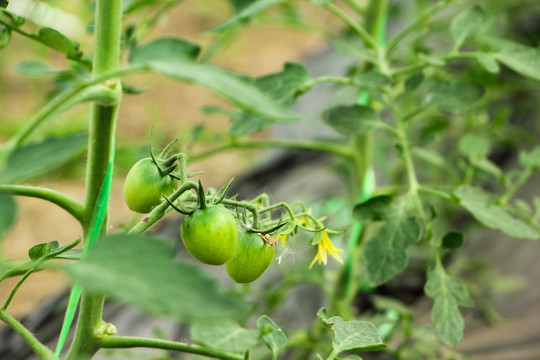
[225,231,275,283]
[123,158,177,213]
[181,205,238,265]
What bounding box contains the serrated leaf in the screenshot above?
[425,264,473,345]
[1,133,87,184]
[257,315,287,360]
[487,38,540,81]
[63,234,248,321]
[323,105,381,135]
[450,5,487,49]
[317,308,385,353]
[210,0,283,33]
[353,195,396,223]
[0,193,17,240]
[38,27,82,60]
[454,185,540,240]
[427,80,485,114]
[191,320,260,352]
[441,231,464,249]
[363,216,421,286]
[14,60,59,76]
[130,38,295,122]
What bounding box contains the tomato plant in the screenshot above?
[1,0,540,360]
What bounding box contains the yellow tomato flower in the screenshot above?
[309,231,344,268]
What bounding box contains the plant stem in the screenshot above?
[189,138,353,162]
[324,3,378,50]
[385,0,452,55]
[0,309,54,360]
[0,184,84,222]
[99,336,243,360]
[499,167,534,204]
[66,0,123,359]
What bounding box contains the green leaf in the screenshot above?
[63,234,248,321]
[310,0,337,4]
[256,62,310,106]
[519,146,540,170]
[228,113,273,135]
[323,105,381,135]
[191,320,260,352]
[38,27,82,60]
[441,231,464,249]
[458,133,490,158]
[0,0,8,9]
[355,71,391,88]
[1,133,87,184]
[317,308,385,353]
[130,38,295,122]
[450,5,487,49]
[257,315,287,360]
[488,38,540,81]
[0,193,17,240]
[427,80,485,114]
[28,243,51,261]
[363,216,421,286]
[353,195,396,223]
[477,54,499,74]
[454,185,540,240]
[209,0,283,33]
[404,72,424,91]
[129,37,200,63]
[13,60,59,76]
[425,264,473,345]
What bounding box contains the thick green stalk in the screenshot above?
[66,0,123,359]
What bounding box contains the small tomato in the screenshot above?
[181,205,238,265]
[225,231,275,283]
[123,158,177,213]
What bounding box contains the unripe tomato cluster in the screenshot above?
[123,155,276,283]
[181,206,276,283]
